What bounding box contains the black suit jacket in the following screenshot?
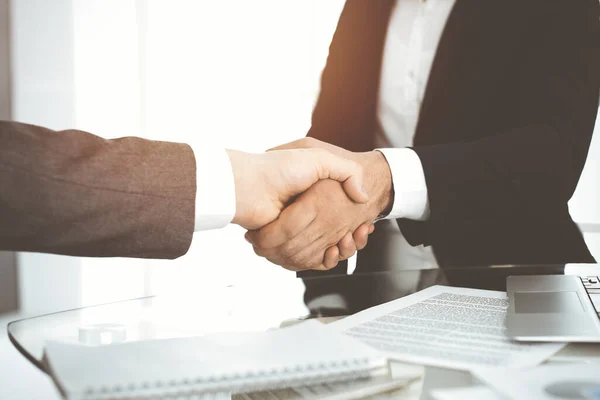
[305,0,599,278]
[0,121,196,259]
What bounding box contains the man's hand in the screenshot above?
[226,148,368,230]
[245,138,394,271]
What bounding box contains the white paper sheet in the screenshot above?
[430,386,502,400]
[474,364,600,400]
[330,285,565,370]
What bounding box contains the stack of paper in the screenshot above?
[329,285,565,370]
[332,285,598,400]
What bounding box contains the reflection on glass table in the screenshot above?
[7,264,600,399]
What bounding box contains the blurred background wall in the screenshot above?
[2,0,599,319]
[8,0,348,318]
[0,0,18,316]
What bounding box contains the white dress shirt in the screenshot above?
[191,0,456,245]
[191,146,236,231]
[373,0,456,270]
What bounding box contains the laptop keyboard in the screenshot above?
[580,276,600,314]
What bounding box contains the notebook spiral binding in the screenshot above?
[79,357,376,399]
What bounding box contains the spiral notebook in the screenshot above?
[43,320,388,399]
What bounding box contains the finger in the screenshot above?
[254,247,293,270]
[338,231,357,260]
[276,229,327,269]
[353,224,371,251]
[267,140,304,152]
[265,256,302,272]
[272,200,361,270]
[248,200,334,270]
[280,229,336,271]
[311,149,368,204]
[257,250,292,269]
[265,245,316,272]
[319,246,340,270]
[252,245,273,259]
[278,264,304,272]
[369,223,375,234]
[270,226,330,271]
[257,249,293,270]
[245,200,317,249]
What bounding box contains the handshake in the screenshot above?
[228,138,393,272]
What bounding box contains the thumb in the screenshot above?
[312,149,369,203]
[268,138,333,153]
[267,139,309,152]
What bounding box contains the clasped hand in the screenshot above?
[231,138,393,272]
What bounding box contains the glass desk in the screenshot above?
[8,264,600,398]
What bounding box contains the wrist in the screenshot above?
[358,151,393,218]
[226,150,253,227]
[228,150,277,230]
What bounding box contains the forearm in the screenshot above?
[0,121,196,258]
[399,121,596,248]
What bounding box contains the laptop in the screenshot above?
[507,274,600,342]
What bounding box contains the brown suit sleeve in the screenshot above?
[0,121,196,259]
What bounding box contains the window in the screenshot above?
[13,0,345,312]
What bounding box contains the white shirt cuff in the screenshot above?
[190,145,236,231]
[376,148,430,221]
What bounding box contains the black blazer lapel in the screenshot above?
[415,0,523,145]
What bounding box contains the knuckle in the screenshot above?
[280,242,298,259]
[290,253,308,269]
[282,224,297,240]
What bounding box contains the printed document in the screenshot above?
[330,286,565,370]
